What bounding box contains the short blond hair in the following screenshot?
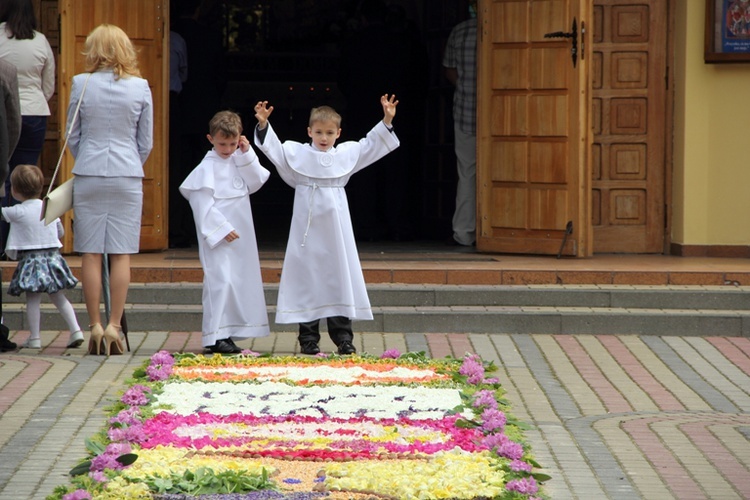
[309,106,341,128]
[83,24,141,79]
[209,110,243,138]
[10,164,44,199]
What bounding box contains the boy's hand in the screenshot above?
[238,135,250,153]
[224,230,240,243]
[381,94,398,126]
[254,101,274,129]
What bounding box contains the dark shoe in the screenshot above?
[0,324,17,352]
[337,341,356,355]
[300,341,320,355]
[209,339,242,354]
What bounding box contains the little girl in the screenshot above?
[2,165,83,349]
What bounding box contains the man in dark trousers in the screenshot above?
[0,59,21,351]
[443,0,478,247]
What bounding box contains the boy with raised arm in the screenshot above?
[254,95,399,355]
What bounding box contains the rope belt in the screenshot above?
[299,183,344,247]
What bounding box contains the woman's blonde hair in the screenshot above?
[83,24,141,78]
[10,164,44,200]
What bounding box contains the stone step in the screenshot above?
[5,283,750,309]
[3,284,749,336]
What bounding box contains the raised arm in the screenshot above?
[381,94,398,127]
[254,101,274,130]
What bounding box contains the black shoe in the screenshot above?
[1,324,17,352]
[337,341,356,355]
[300,341,320,355]
[209,339,242,354]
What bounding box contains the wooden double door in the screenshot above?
[476,0,669,256]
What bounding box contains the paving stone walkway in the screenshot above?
[0,330,748,499]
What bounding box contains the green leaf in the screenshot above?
[116,453,138,466]
[84,437,106,456]
[532,472,552,483]
[527,458,542,468]
[68,461,91,477]
[454,418,479,428]
[152,477,173,493]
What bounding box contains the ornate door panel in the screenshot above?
[477,0,593,256]
[58,0,168,251]
[591,0,667,253]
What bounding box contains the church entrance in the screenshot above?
[170,0,467,247]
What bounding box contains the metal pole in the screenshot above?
[102,254,111,324]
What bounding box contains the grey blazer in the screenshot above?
[67,70,153,177]
[0,59,21,195]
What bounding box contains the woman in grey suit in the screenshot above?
[66,24,153,355]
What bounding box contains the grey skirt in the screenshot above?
[73,176,143,254]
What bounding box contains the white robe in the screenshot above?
[255,121,399,324]
[179,148,271,346]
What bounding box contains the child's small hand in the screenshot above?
[225,230,240,243]
[254,101,274,129]
[381,94,398,126]
[238,135,250,153]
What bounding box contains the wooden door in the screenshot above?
[58,0,168,251]
[591,0,668,253]
[476,0,593,256]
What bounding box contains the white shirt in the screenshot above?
[0,23,55,116]
[1,199,63,260]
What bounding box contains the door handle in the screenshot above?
[544,18,578,67]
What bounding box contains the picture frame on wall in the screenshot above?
[705,0,750,62]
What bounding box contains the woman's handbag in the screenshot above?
[40,73,90,225]
[40,177,74,225]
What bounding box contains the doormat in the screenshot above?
[50,351,549,499]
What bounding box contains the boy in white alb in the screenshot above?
[253,95,399,355]
[180,111,271,354]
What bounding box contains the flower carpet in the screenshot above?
[50,349,549,500]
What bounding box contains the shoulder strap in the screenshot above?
[46,73,91,197]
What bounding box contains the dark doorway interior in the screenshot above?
[171,0,473,247]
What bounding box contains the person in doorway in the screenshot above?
[2,165,83,350]
[443,0,478,246]
[168,26,194,248]
[0,58,21,352]
[180,110,271,354]
[66,24,153,356]
[0,0,55,245]
[253,95,399,356]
